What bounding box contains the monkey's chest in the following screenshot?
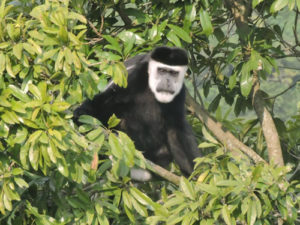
[118,92,168,151]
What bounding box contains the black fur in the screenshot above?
[74,47,200,175]
[150,46,188,65]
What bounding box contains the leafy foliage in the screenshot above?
[0,0,299,224]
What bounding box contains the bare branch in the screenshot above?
[293,8,299,47]
[185,91,266,164]
[145,159,180,185]
[264,80,299,100]
[87,19,102,38]
[225,0,284,166]
[116,2,132,27]
[252,72,284,166]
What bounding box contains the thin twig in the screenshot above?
[293,8,299,47]
[264,80,299,100]
[99,15,105,35]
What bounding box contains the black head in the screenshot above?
[150,46,188,66]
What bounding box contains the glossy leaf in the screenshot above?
[240,63,253,97]
[199,9,213,36]
[270,0,289,12]
[167,24,192,43]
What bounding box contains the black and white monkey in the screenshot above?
[74,46,201,179]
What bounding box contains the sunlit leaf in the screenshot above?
[199,9,213,36]
[167,24,192,43]
[270,0,289,12]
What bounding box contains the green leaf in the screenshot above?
[252,0,264,8]
[185,4,196,23]
[260,193,272,216]
[55,49,64,71]
[227,162,240,176]
[148,24,158,40]
[216,180,240,186]
[270,0,289,12]
[180,177,195,199]
[202,126,218,144]
[27,130,43,144]
[109,133,122,159]
[68,11,87,24]
[15,127,28,144]
[28,83,42,100]
[8,85,30,102]
[97,215,109,225]
[118,31,145,45]
[198,142,217,148]
[57,158,69,177]
[297,0,300,10]
[166,30,181,46]
[3,193,12,211]
[51,101,70,112]
[247,200,257,225]
[208,94,221,113]
[0,52,5,75]
[78,115,101,127]
[130,187,156,208]
[1,111,20,124]
[222,205,231,225]
[198,183,219,195]
[72,133,88,149]
[111,62,128,88]
[199,9,213,36]
[107,114,121,129]
[103,35,122,54]
[167,24,192,43]
[11,101,27,113]
[240,63,253,97]
[14,177,29,188]
[13,43,23,60]
[229,72,237,90]
[0,42,10,49]
[47,140,58,163]
[72,51,81,70]
[5,55,15,77]
[227,48,240,63]
[42,48,59,62]
[20,144,29,169]
[29,144,39,170]
[28,30,45,40]
[28,39,42,55]
[86,128,103,141]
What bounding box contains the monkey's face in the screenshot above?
[148,60,187,103]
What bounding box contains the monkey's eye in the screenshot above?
[158,67,167,73]
[169,70,179,76]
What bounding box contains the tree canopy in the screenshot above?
[0,0,300,224]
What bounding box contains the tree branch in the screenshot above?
[264,80,299,100]
[185,91,266,164]
[252,73,284,166]
[145,159,180,185]
[225,0,284,166]
[116,2,132,28]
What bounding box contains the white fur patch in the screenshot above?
[130,168,152,181]
[148,59,187,103]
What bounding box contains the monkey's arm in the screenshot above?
[167,121,201,175]
[73,82,127,125]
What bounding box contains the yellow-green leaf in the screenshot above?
[13,43,23,60]
[167,24,192,43]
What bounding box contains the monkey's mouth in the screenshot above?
[156,87,175,94]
